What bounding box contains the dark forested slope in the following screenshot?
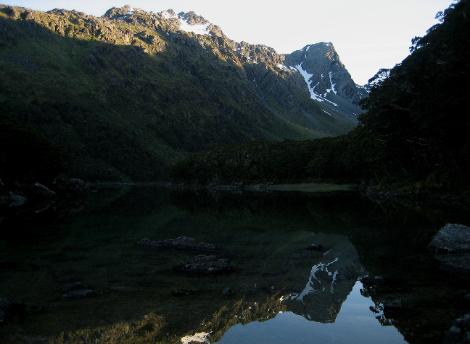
[172,0,470,193]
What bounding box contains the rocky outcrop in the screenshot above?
[429,224,470,274]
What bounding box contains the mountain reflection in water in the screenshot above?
[218,282,405,344]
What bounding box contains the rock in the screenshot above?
[429,224,470,274]
[63,289,96,299]
[138,236,216,252]
[30,183,56,198]
[175,255,233,275]
[429,224,470,254]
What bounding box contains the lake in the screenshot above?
[0,186,468,343]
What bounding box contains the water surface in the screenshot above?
[0,187,468,343]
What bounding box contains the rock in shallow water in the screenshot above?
[175,255,233,275]
[429,224,470,274]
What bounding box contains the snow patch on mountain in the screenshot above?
[178,17,210,35]
[329,71,337,95]
[295,64,338,106]
[276,63,291,72]
[292,258,340,302]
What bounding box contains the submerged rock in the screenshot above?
[175,255,233,275]
[138,236,216,252]
[429,224,470,274]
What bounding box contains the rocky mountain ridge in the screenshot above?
[0,4,367,181]
[68,4,367,118]
[286,42,368,117]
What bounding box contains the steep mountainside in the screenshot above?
[0,4,362,181]
[172,0,470,193]
[286,42,368,117]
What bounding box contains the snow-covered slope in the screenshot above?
[286,43,368,118]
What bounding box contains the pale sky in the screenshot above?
[4,0,455,84]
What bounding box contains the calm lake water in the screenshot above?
[0,186,468,343]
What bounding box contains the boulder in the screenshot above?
[175,255,233,275]
[429,224,470,274]
[138,236,216,252]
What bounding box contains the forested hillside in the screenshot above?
[172,0,470,193]
[0,5,360,182]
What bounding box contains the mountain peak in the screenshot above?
[285,42,367,116]
[103,5,138,18]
